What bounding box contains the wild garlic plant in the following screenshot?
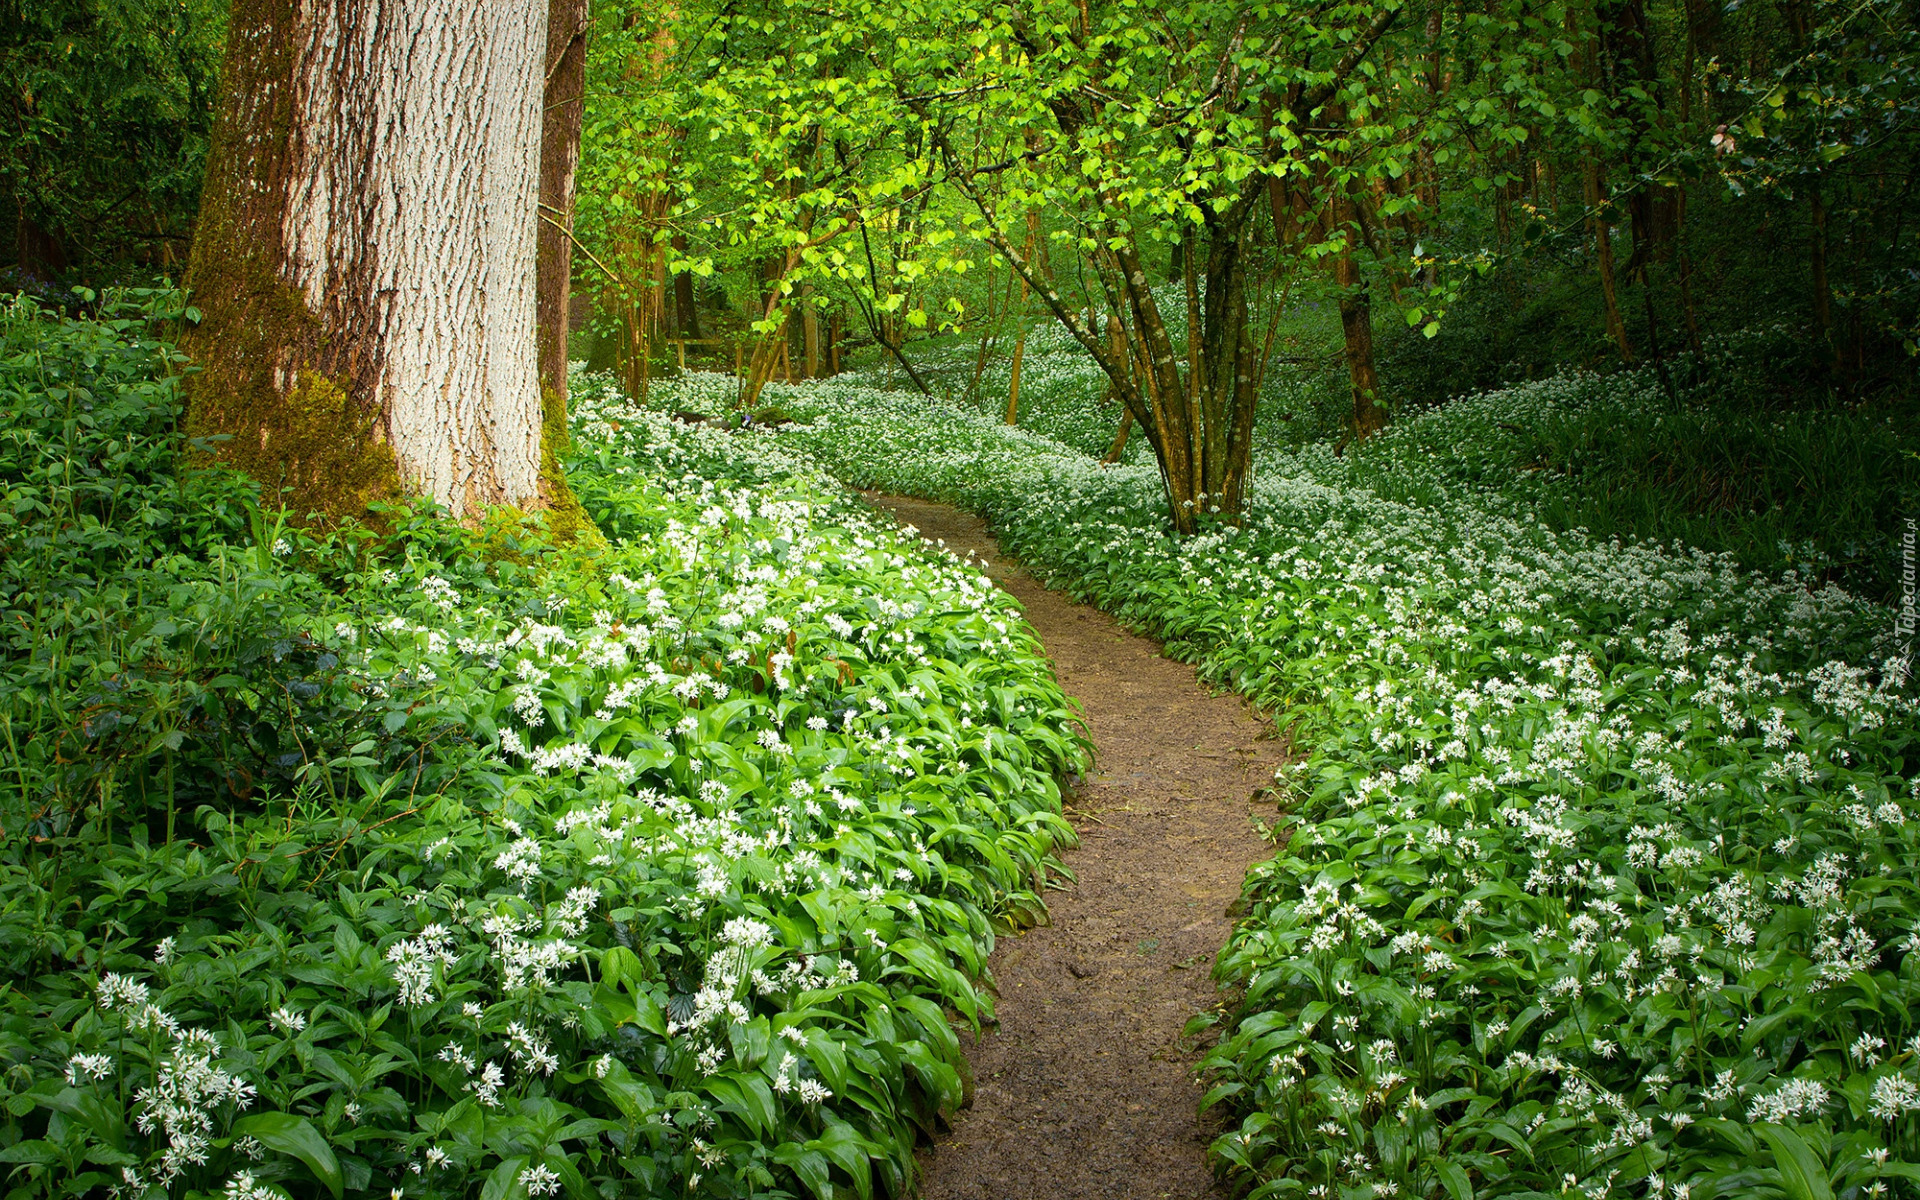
[767,364,1920,1198]
[5,347,1083,1200]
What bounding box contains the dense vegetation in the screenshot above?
[5,0,1920,1195]
[0,296,1083,1200]
[598,326,1918,1198]
[1,2,224,284]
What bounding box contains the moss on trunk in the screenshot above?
[535,384,597,545]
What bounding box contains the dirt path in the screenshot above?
[865,495,1287,1200]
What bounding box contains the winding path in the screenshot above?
[865,495,1286,1200]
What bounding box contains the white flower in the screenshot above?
[466,1061,505,1107]
[797,1078,832,1103]
[223,1172,287,1200]
[1853,1033,1889,1066]
[506,1022,560,1076]
[520,1165,561,1197]
[386,924,458,1007]
[1747,1077,1830,1123]
[97,973,149,1011]
[64,1053,113,1085]
[721,917,776,949]
[420,575,461,613]
[1869,1074,1920,1121]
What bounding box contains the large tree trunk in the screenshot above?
[537,0,590,408]
[184,0,548,522]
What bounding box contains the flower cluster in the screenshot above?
[766,356,1920,1198]
[5,371,1083,1200]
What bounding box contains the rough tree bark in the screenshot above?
[1584,157,1634,362]
[184,0,549,522]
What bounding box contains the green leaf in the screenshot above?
[480,1155,529,1200]
[706,1074,777,1138]
[1434,1160,1474,1200]
[1755,1123,1833,1200]
[42,1088,125,1149]
[233,1113,344,1200]
[772,1143,835,1200]
[810,1122,874,1200]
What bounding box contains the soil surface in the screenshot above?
[864,495,1288,1200]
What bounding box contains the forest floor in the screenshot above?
[864,495,1288,1200]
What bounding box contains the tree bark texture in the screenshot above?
[537,0,590,411]
[184,0,548,521]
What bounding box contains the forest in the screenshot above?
[2,0,1918,1197]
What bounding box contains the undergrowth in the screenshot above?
[0,295,1085,1200]
[700,359,1920,1199]
[861,307,1918,600]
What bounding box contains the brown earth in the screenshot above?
[864,495,1288,1200]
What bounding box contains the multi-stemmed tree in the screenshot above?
[634,0,1566,532]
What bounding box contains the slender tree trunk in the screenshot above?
[537,0,588,409]
[1333,232,1386,439]
[943,142,1266,535]
[1585,157,1634,362]
[671,232,701,338]
[1004,332,1027,424]
[1005,218,1036,423]
[184,0,548,521]
[968,262,1019,403]
[1603,0,1669,296]
[802,286,821,379]
[1100,312,1129,406]
[740,313,788,408]
[1328,178,1387,439]
[1103,410,1133,462]
[1810,184,1836,369]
